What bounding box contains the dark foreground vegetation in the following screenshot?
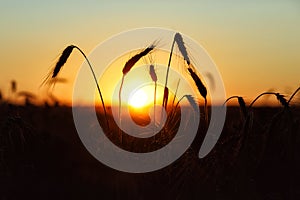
[0,103,299,200]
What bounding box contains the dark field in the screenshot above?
[0,103,299,200]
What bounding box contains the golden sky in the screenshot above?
[0,0,299,106]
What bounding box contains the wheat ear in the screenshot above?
[249,92,289,108]
[149,64,157,127]
[45,45,109,128]
[187,67,208,124]
[119,43,155,118]
[224,96,247,118]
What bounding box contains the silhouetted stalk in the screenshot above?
[172,79,181,107]
[119,44,155,143]
[118,75,125,143]
[11,80,17,103]
[11,80,17,93]
[46,45,109,129]
[187,67,208,125]
[224,96,247,119]
[169,79,181,116]
[154,83,157,123]
[174,32,208,125]
[119,44,155,117]
[174,95,197,112]
[73,46,109,129]
[162,35,176,109]
[149,64,158,132]
[223,96,240,105]
[288,86,300,105]
[249,92,289,108]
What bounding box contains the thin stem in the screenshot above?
[118,75,125,144]
[119,75,125,119]
[165,39,176,87]
[223,96,240,106]
[174,95,187,110]
[288,87,300,104]
[204,98,208,126]
[74,46,109,129]
[153,81,157,132]
[162,37,176,109]
[153,81,157,126]
[172,79,181,107]
[248,92,277,108]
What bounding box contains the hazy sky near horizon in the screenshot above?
[0,0,299,105]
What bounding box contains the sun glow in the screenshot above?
[129,89,149,108]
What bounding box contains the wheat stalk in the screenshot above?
[185,95,198,112]
[175,33,209,124]
[168,79,181,118]
[238,97,247,118]
[122,44,155,75]
[119,43,155,116]
[163,32,191,109]
[276,93,289,108]
[149,64,157,128]
[118,43,155,143]
[249,92,289,108]
[174,32,190,65]
[11,80,17,93]
[187,67,208,124]
[162,35,175,109]
[52,45,74,78]
[169,94,198,131]
[187,68,207,101]
[0,90,2,102]
[166,33,208,124]
[223,95,239,105]
[174,94,198,112]
[288,86,300,105]
[9,80,17,103]
[44,45,109,128]
[224,96,247,118]
[172,79,181,107]
[149,64,157,83]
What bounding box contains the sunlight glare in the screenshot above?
[129,89,149,108]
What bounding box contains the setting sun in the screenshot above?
[129,89,149,108]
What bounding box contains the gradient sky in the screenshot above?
[0,0,299,105]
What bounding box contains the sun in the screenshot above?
[129,89,149,108]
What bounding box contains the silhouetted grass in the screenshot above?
[187,67,208,123]
[42,45,109,128]
[224,96,247,119]
[119,43,156,119]
[1,31,300,199]
[162,33,176,109]
[11,80,17,93]
[116,44,156,142]
[0,89,2,102]
[288,86,300,105]
[149,64,157,128]
[249,92,289,108]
